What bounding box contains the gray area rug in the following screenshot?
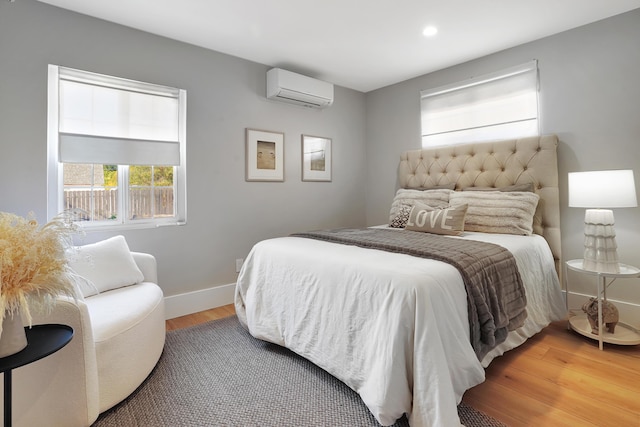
[93,316,505,427]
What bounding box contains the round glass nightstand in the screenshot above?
[565,259,640,350]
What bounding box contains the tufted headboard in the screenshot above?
[398,135,561,270]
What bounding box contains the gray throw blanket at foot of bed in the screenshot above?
[292,228,527,360]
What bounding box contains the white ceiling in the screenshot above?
[38,0,640,92]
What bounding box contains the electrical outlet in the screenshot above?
[235,258,244,273]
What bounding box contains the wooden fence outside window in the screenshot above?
[64,187,174,220]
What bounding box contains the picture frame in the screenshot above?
[245,128,285,181]
[301,135,332,182]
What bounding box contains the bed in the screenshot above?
[235,135,567,427]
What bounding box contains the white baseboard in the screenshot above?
[165,286,640,327]
[566,291,640,329]
[164,283,236,320]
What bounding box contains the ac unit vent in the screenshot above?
[266,68,334,109]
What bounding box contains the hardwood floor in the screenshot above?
[165,303,235,331]
[167,305,640,426]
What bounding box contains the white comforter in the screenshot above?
[235,230,566,427]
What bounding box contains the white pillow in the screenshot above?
[68,235,144,297]
[449,190,539,235]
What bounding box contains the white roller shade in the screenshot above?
[59,134,180,166]
[58,68,181,165]
[421,60,539,147]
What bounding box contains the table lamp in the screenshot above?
[568,169,637,273]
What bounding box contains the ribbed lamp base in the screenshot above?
[582,209,620,273]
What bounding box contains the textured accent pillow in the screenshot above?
[389,204,414,228]
[462,183,534,193]
[68,235,144,297]
[388,188,452,223]
[413,183,456,191]
[405,202,467,236]
[449,191,540,235]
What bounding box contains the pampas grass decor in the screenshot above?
[0,212,78,336]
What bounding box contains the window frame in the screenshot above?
[47,65,187,230]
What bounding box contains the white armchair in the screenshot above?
[0,239,166,427]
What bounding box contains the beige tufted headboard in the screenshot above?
[398,135,561,271]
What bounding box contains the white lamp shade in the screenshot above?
[568,170,637,208]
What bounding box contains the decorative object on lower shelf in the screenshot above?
[582,297,619,335]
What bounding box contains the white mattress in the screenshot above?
[235,230,565,427]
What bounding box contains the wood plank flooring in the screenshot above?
[167,305,640,426]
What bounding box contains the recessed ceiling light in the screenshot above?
[422,26,438,37]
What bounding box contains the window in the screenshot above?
[47,65,187,229]
[420,60,539,147]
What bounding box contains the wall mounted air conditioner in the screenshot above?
[266,68,334,108]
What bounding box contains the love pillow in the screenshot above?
[405,202,468,236]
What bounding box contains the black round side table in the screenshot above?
[0,324,73,427]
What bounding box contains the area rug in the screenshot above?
[93,316,505,427]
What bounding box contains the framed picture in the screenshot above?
[301,135,332,182]
[245,128,284,181]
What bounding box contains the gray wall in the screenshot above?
[0,0,367,297]
[2,1,639,315]
[365,9,640,309]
